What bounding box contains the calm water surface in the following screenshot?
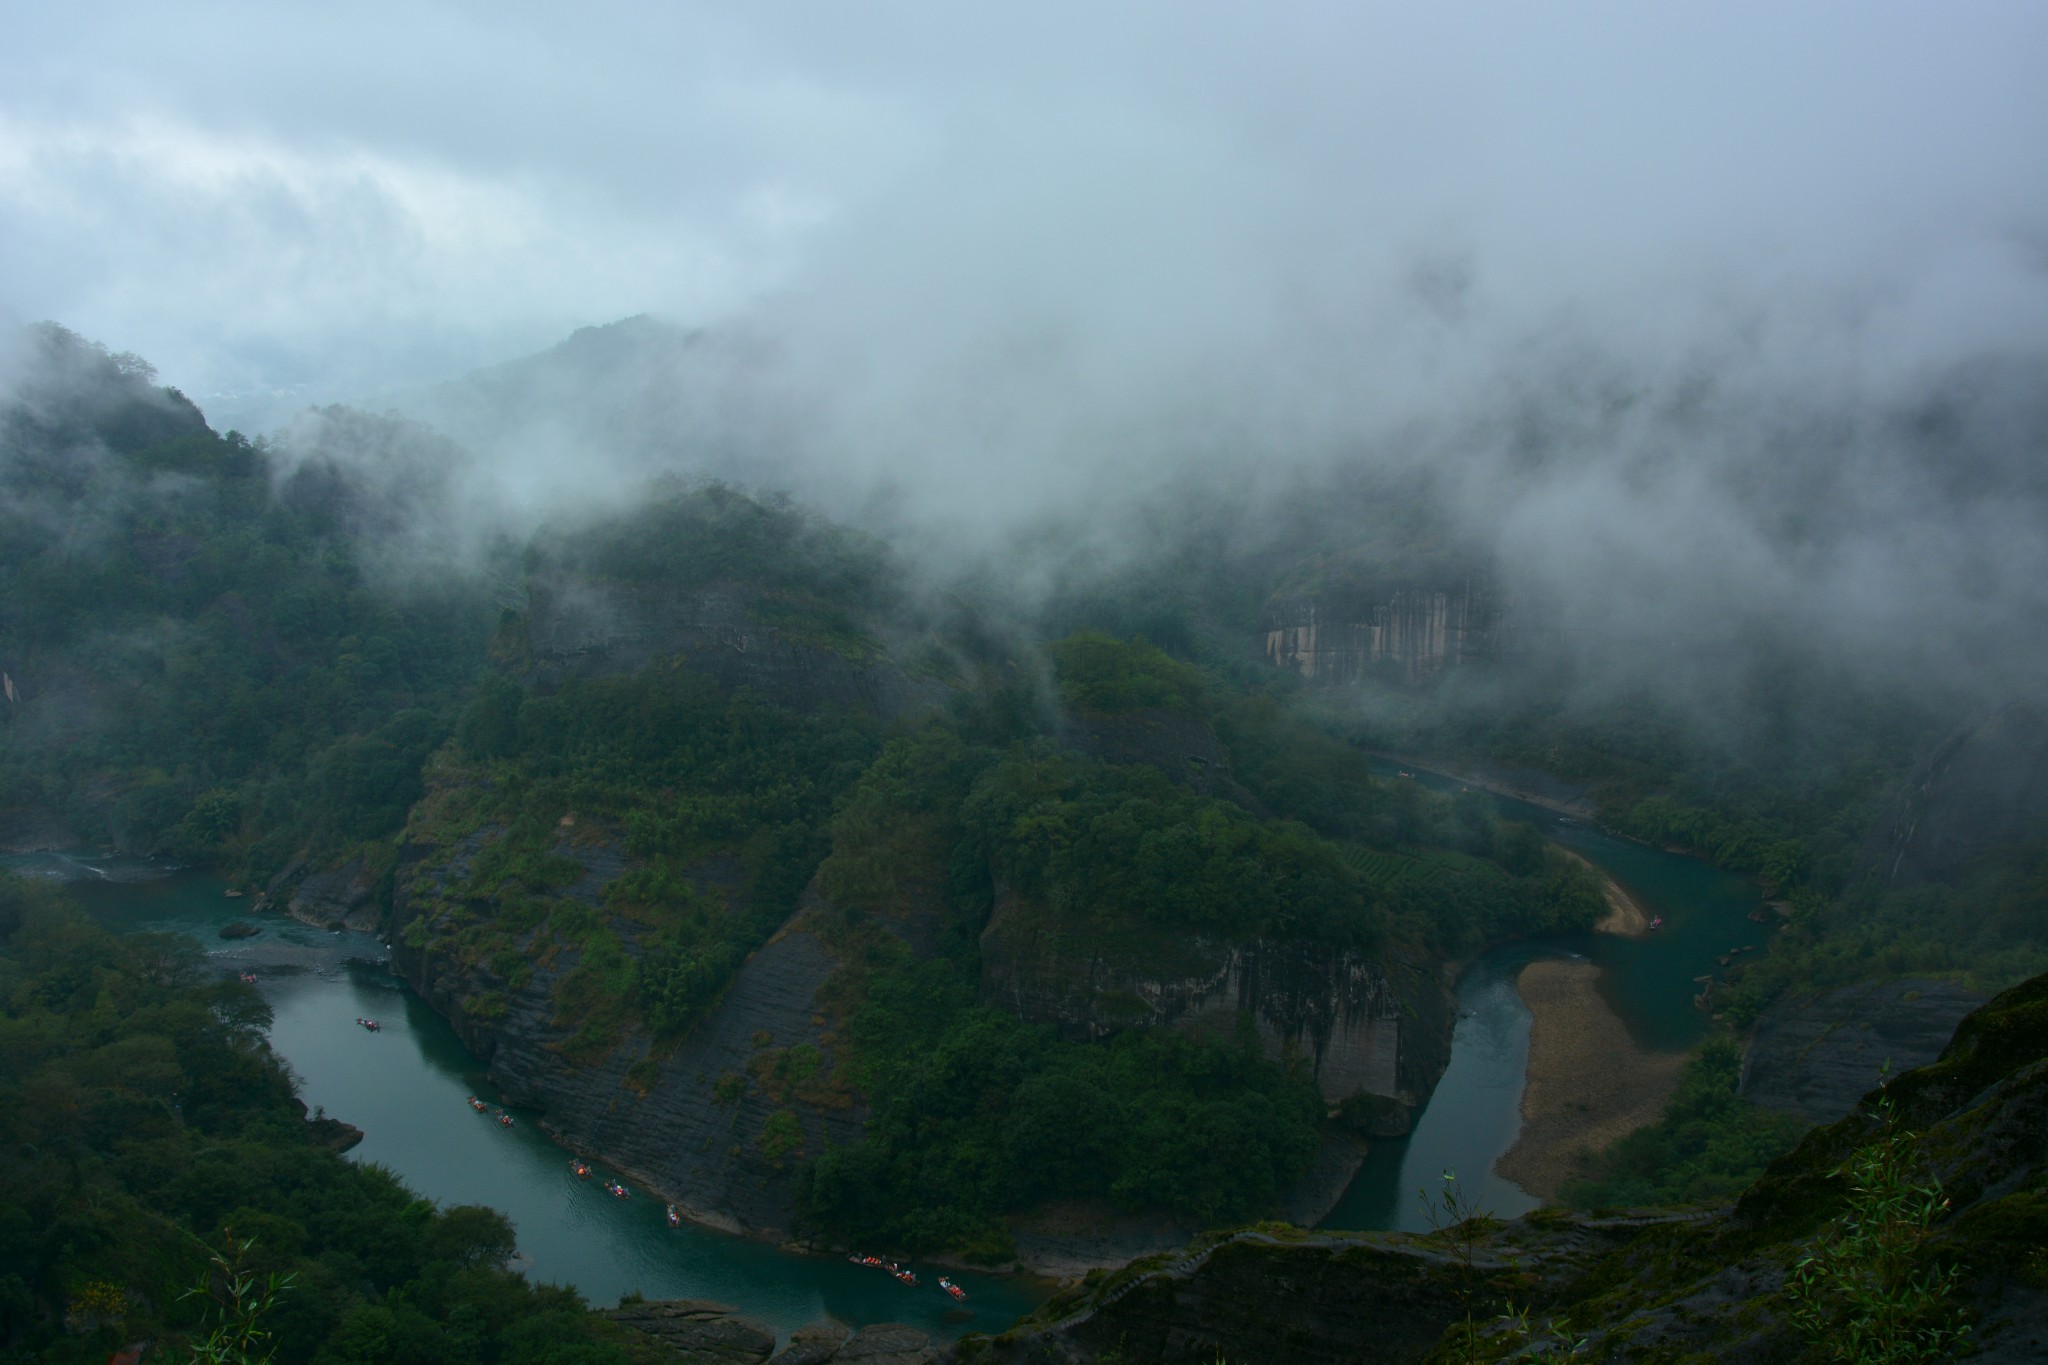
[1321,762,1772,1231]
[8,763,1771,1298]
[7,851,1041,1343]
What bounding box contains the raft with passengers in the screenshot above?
[847,1254,953,1295]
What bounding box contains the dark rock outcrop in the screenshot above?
[598,1303,938,1365]
[393,831,863,1238]
[1860,697,2048,886]
[306,1115,365,1152]
[770,1322,851,1365]
[599,1300,777,1364]
[282,855,382,932]
[217,920,259,940]
[1741,976,1988,1123]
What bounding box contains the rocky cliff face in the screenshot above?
[1740,976,1987,1123]
[1261,578,1503,686]
[601,1300,943,1365]
[978,894,1449,1111]
[390,828,865,1240]
[1859,697,2048,886]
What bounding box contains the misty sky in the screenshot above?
[5,2,2046,417]
[7,2,2048,713]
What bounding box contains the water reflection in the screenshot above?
[1322,762,1771,1230]
[8,853,1041,1342]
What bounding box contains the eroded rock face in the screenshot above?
[393,892,864,1238]
[978,896,1450,1107]
[1860,697,2048,886]
[282,855,382,932]
[598,1305,939,1365]
[599,1300,777,1364]
[1262,580,1503,686]
[1741,976,1987,1123]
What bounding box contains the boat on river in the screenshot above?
[606,1181,630,1199]
[939,1278,967,1301]
[498,1113,514,1127]
[355,1017,380,1031]
[469,1097,487,1112]
[666,1203,680,1228]
[570,1160,590,1178]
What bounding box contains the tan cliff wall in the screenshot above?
[1262,578,1505,685]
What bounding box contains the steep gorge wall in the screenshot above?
[390,832,864,1240]
[978,894,1451,1114]
[1261,578,1504,685]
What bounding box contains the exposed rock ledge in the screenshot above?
[599,1300,938,1364]
[1740,976,1986,1123]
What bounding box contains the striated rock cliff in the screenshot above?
[1740,976,1986,1123]
[391,826,866,1239]
[1859,697,2048,886]
[1262,578,1504,686]
[978,894,1450,1111]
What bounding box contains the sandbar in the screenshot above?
[1562,849,1650,937]
[1496,959,1685,1200]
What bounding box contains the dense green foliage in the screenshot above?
[1048,630,1204,713]
[417,669,881,1052]
[1717,844,2048,1027]
[528,480,895,660]
[1560,1038,1810,1208]
[0,325,496,882]
[797,948,1324,1258]
[0,876,640,1365]
[962,746,1381,948]
[793,703,1601,1253]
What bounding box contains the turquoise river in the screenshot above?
[6,766,1770,1342]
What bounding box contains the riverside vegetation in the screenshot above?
[0,876,654,1365]
[4,322,2045,1359]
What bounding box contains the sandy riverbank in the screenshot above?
[1496,959,1686,1200]
[1563,849,1650,937]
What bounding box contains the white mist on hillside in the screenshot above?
[8,2,2048,710]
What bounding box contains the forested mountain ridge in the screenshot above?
[1,323,1605,1263]
[6,320,2045,1362]
[0,324,498,873]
